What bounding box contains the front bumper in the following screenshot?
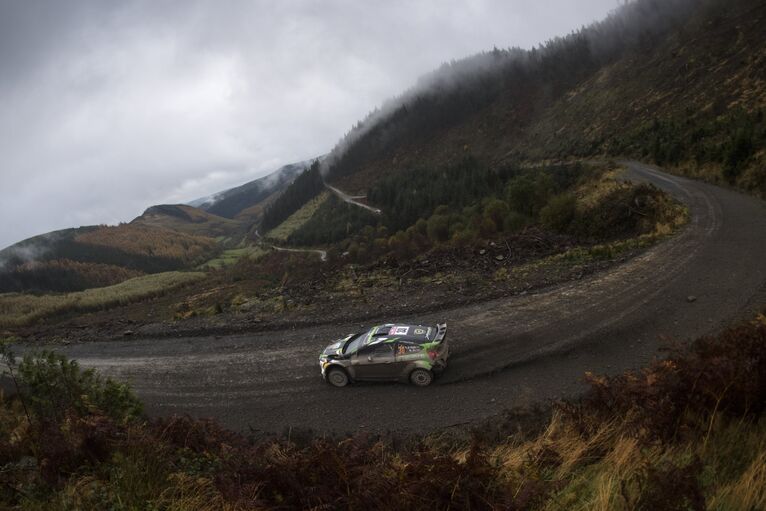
[320,359,331,380]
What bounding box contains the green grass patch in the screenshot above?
[198,245,267,270]
[506,207,689,287]
[0,271,206,327]
[510,234,654,281]
[266,191,330,242]
[551,234,659,264]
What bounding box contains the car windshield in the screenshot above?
[343,333,366,354]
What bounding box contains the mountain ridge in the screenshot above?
[0,158,316,292]
[188,159,314,219]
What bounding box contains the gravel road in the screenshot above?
[46,162,766,433]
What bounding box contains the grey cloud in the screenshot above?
[0,0,617,249]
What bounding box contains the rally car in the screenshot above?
[319,323,448,387]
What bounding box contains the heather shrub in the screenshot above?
[18,351,142,424]
[564,321,766,441]
[540,193,577,232]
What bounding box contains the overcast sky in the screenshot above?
[0,0,618,249]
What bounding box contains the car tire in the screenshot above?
[326,367,349,388]
[409,368,433,387]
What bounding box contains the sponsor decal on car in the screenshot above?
[414,328,426,335]
[389,326,409,335]
[397,344,422,355]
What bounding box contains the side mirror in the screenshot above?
[367,356,373,362]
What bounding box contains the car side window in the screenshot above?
[356,343,392,358]
[362,344,394,362]
[372,344,393,355]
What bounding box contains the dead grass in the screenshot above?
[0,271,206,327]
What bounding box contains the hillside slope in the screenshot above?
[316,0,764,198]
[0,224,218,293]
[132,204,244,239]
[0,158,317,293]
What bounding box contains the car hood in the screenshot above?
[321,340,344,357]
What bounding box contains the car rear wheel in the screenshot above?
[326,367,349,387]
[409,368,433,387]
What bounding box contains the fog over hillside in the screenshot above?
[321,0,699,176]
[0,0,618,250]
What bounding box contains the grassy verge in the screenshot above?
[0,271,206,328]
[1,314,764,509]
[516,222,683,277]
[500,181,689,287]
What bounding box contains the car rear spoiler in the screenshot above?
[435,323,447,342]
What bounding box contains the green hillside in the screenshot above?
[0,159,314,294]
[190,160,310,219]
[132,204,244,240]
[0,224,219,293]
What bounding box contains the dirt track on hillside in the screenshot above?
[324,183,382,214]
[44,163,766,433]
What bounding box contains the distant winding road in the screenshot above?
[252,229,327,262]
[48,163,766,433]
[324,183,382,214]
[271,245,327,262]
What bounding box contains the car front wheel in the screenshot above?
[326,367,349,387]
[409,368,433,387]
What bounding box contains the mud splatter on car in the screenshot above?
[319,323,448,387]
